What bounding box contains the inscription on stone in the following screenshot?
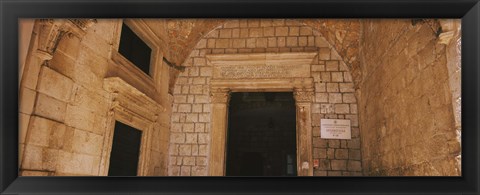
[320,119,351,139]
[213,64,310,79]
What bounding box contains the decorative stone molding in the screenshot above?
[100,77,165,176]
[35,19,62,60]
[207,52,317,66]
[68,19,97,31]
[205,52,317,176]
[210,88,231,104]
[293,88,315,102]
[103,77,165,122]
[207,52,316,79]
[107,51,157,100]
[211,78,314,92]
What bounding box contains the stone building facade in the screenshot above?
[18,18,461,176]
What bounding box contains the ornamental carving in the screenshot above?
[210,88,231,104]
[35,19,96,59]
[293,88,314,102]
[207,52,315,79]
[68,19,97,31]
[103,77,164,123]
[36,19,63,59]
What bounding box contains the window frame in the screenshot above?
[108,19,165,100]
[118,23,153,76]
[98,77,164,176]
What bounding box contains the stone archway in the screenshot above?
[168,19,363,176]
[206,52,317,176]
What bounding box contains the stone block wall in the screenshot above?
[20,20,110,175]
[358,19,461,176]
[19,19,170,176]
[310,48,362,176]
[169,19,362,176]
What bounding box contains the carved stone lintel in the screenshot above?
[210,88,231,104]
[293,88,314,102]
[207,52,316,79]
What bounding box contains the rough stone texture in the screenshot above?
[170,19,361,176]
[358,19,461,176]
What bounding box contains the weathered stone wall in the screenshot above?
[19,19,171,176]
[358,19,461,176]
[169,19,362,176]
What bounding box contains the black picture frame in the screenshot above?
[1,0,479,194]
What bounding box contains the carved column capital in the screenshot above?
[35,19,97,59]
[35,19,60,60]
[293,88,314,103]
[210,88,231,104]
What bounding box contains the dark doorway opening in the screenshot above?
[226,92,297,176]
[108,121,142,176]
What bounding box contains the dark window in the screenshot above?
[119,23,152,75]
[108,121,142,176]
[226,92,297,176]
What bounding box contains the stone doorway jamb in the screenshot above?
[208,78,314,176]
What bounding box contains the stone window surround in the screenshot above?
[99,77,164,176]
[206,52,317,176]
[108,19,165,101]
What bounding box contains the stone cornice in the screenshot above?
[103,77,165,122]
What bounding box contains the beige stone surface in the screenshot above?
[27,116,66,148]
[56,150,100,175]
[71,129,103,156]
[19,87,36,114]
[358,19,460,176]
[21,145,58,171]
[34,93,67,122]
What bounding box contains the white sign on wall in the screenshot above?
[320,119,351,139]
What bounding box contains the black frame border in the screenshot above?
[1,0,479,194]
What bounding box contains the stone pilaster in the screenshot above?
[293,88,314,176]
[208,88,231,176]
